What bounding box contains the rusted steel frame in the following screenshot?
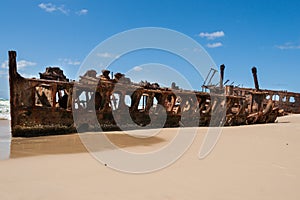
[9,51,17,132]
[251,67,260,91]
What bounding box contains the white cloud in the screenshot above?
[57,5,69,15]
[38,3,69,15]
[76,9,88,16]
[206,42,223,48]
[97,52,120,59]
[69,61,81,65]
[199,31,225,40]
[38,3,56,12]
[133,66,143,71]
[193,48,202,52]
[19,73,38,79]
[276,42,300,50]
[59,58,81,66]
[1,60,36,70]
[17,60,37,69]
[1,61,8,69]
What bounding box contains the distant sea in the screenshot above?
[0,98,10,120]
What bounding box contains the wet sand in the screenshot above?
[0,115,300,199]
[0,120,10,134]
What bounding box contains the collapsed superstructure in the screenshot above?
[8,51,300,137]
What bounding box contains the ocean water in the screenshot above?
[0,121,11,160]
[0,98,10,120]
[0,99,11,159]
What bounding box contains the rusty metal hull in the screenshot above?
[8,51,295,137]
[230,87,300,114]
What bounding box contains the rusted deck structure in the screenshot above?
[8,51,298,137]
[231,87,300,114]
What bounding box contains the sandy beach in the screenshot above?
[0,115,300,200]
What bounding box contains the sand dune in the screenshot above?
[0,115,300,200]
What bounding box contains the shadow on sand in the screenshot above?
[10,132,166,158]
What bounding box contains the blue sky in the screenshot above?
[0,0,300,99]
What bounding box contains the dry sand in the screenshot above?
[0,115,300,200]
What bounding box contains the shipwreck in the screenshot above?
[8,51,300,137]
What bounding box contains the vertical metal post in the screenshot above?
[8,51,17,134]
[220,64,225,89]
[252,67,260,91]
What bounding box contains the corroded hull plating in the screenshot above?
[8,51,299,137]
